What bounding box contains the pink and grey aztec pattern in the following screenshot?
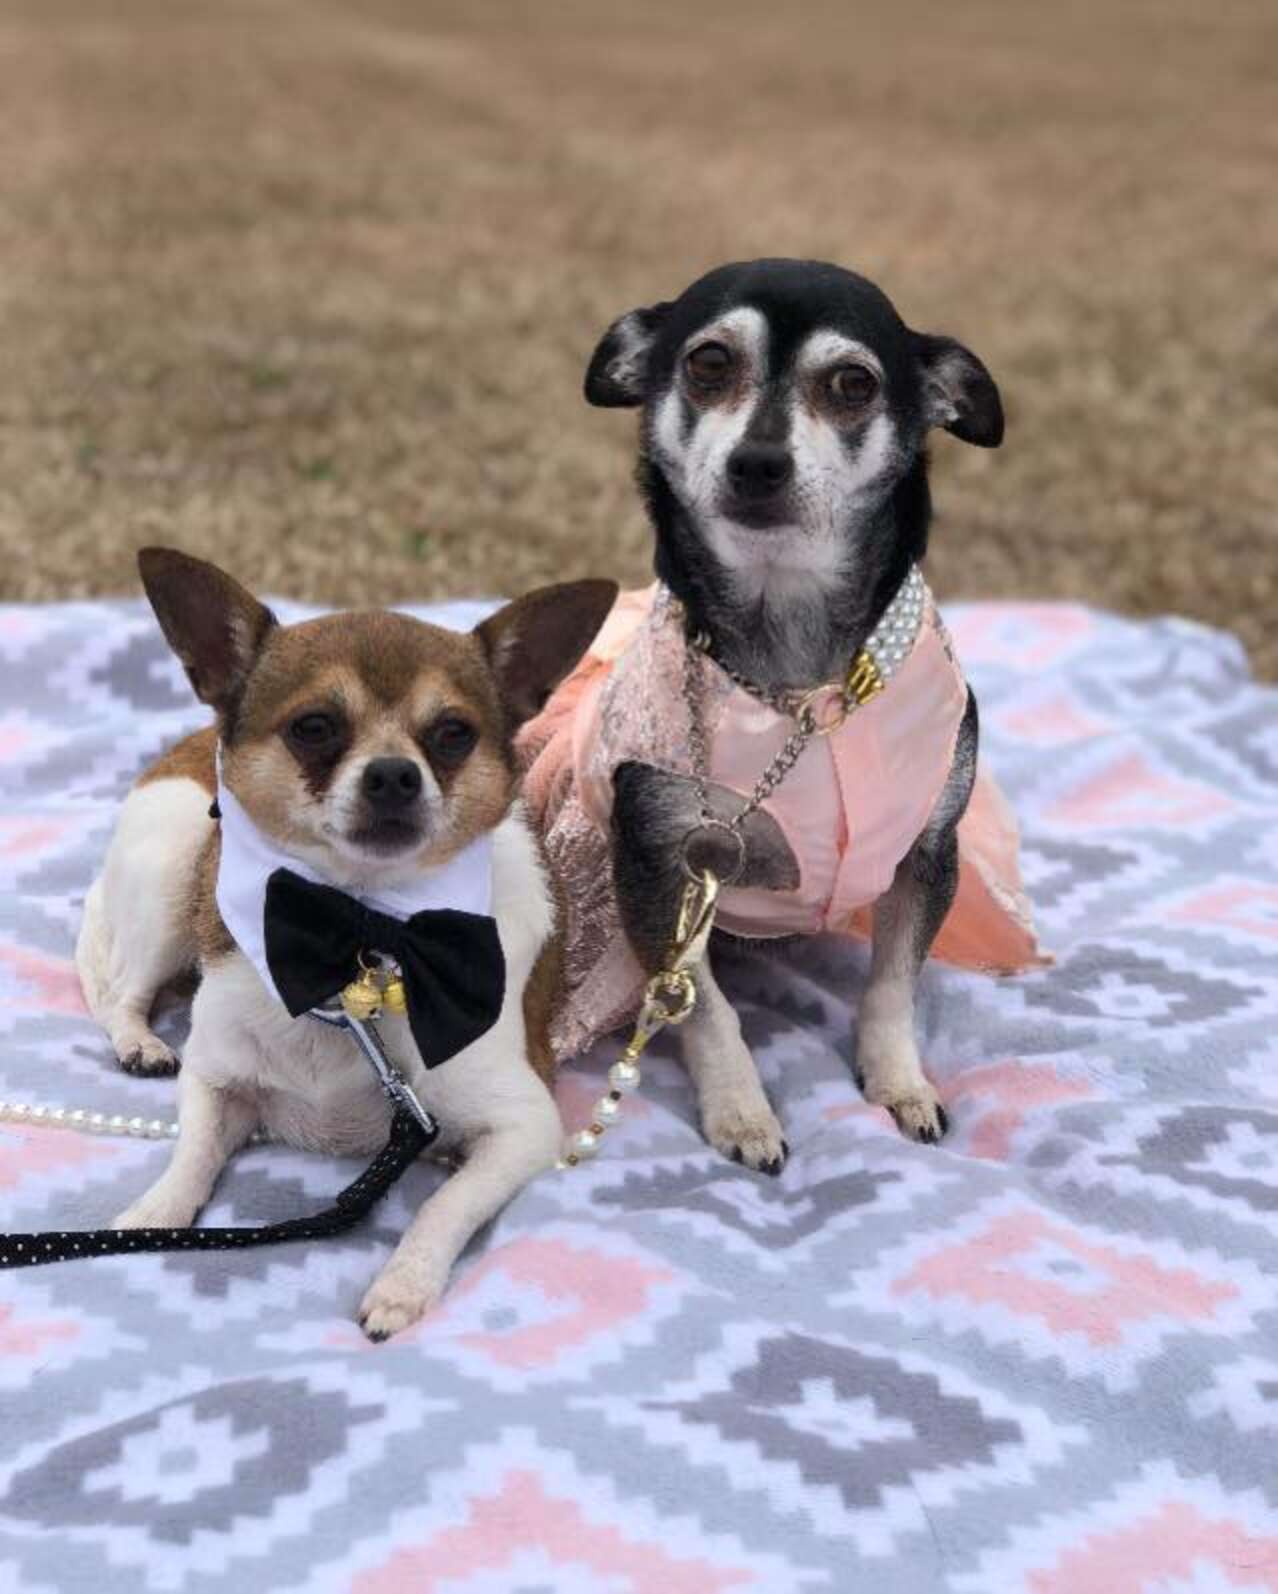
[2,595,1278,1593]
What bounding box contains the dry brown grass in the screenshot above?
[1,0,1275,671]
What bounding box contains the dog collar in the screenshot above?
[213,759,495,1010]
[680,562,929,720]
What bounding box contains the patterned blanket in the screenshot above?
[2,596,1277,1594]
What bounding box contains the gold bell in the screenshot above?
[340,966,382,1021]
[382,975,408,1014]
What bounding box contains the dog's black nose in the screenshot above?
[726,441,794,499]
[361,757,423,808]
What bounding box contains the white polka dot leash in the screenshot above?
[0,1011,439,1270]
[0,1106,431,1270]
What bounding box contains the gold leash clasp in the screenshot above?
[670,867,721,970]
[793,649,884,737]
[795,680,850,737]
[632,867,721,1041]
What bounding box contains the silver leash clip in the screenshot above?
[309,1006,439,1140]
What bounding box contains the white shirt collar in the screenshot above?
[213,760,494,1007]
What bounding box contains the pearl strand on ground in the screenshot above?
[557,1054,643,1168]
[0,1099,178,1138]
[0,1100,276,1144]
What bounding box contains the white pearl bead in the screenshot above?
[167,1123,181,1138]
[127,1116,146,1136]
[49,1107,66,1123]
[108,1115,126,1132]
[149,1119,168,1139]
[570,1129,600,1160]
[69,1110,86,1125]
[88,1112,106,1131]
[595,1096,622,1124]
[11,1103,31,1120]
[30,1105,47,1121]
[608,1060,641,1093]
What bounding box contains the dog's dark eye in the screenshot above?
[685,342,733,389]
[829,364,879,406]
[423,715,478,767]
[288,712,338,746]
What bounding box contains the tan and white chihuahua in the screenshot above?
[76,548,615,1339]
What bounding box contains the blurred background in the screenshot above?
[1,0,1274,671]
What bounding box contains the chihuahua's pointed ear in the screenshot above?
[476,579,618,727]
[913,333,1004,448]
[137,547,276,715]
[583,303,672,407]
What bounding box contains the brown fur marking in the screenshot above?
[521,834,569,1086]
[191,830,235,963]
[136,725,218,794]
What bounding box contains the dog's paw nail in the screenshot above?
[359,1266,444,1341]
[358,1305,415,1343]
[120,1044,180,1078]
[708,1108,789,1174]
[885,1094,948,1145]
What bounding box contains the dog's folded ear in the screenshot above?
[912,333,1004,448]
[475,579,619,727]
[137,547,277,716]
[583,303,672,407]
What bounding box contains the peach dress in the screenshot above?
[519,585,1048,1060]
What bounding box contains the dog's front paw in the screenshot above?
[880,1089,949,1145]
[119,1038,180,1077]
[856,1050,950,1145]
[358,1262,447,1343]
[704,1103,789,1176]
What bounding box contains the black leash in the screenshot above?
[0,1011,441,1271]
[0,1107,433,1270]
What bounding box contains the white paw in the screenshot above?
[119,1037,180,1077]
[860,1075,949,1145]
[358,1260,448,1342]
[704,1100,789,1176]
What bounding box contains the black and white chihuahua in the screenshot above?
[583,258,1006,1169]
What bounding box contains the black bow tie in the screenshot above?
[262,868,506,1068]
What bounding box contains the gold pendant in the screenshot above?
[846,650,884,705]
[340,965,383,1021]
[382,975,408,1014]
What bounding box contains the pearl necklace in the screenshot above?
[687,563,929,715]
[0,1099,181,1140]
[0,1098,287,1145]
